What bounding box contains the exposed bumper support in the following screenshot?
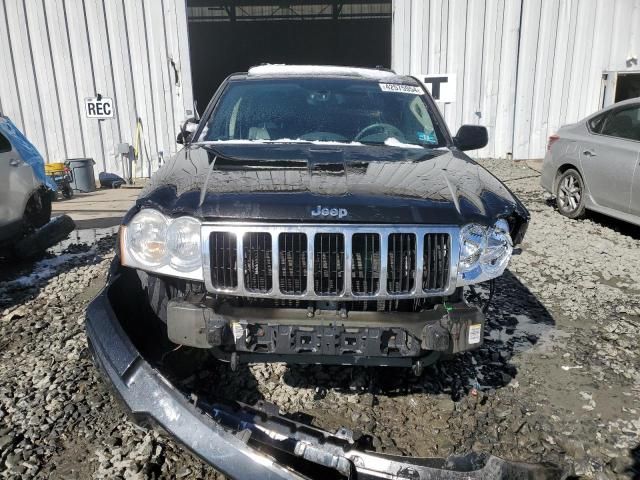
[85,271,568,479]
[166,297,485,364]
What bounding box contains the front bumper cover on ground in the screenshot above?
[85,272,568,479]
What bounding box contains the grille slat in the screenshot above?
[210,232,238,289]
[423,233,450,291]
[387,233,416,294]
[314,233,344,295]
[207,227,453,298]
[279,233,307,294]
[243,232,272,293]
[352,233,380,295]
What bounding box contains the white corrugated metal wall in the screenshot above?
[393,0,640,159]
[0,0,193,178]
[2,0,638,166]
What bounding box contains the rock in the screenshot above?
[609,455,633,474]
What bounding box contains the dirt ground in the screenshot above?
[0,159,639,479]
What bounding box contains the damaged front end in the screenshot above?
[85,262,567,480]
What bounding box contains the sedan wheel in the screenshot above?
[556,169,586,219]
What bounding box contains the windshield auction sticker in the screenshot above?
[379,83,424,94]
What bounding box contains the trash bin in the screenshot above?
[66,158,96,193]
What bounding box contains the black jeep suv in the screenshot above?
[108,65,529,373]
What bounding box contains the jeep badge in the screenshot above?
[311,205,348,218]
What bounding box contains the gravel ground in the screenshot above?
[1,160,639,479]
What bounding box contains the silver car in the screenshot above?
[540,97,640,226]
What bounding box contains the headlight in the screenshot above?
[167,216,201,271]
[457,220,513,286]
[459,224,487,272]
[122,209,203,280]
[126,209,168,267]
[481,219,513,276]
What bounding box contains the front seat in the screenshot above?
[248,125,271,140]
[603,115,633,139]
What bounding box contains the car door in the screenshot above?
[579,104,640,213]
[0,129,37,227]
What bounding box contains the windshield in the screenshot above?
[199,78,446,148]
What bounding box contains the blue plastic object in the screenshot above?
[0,116,57,191]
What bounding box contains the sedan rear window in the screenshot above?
[199,78,445,148]
[600,106,640,141]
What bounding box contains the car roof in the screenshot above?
[236,64,415,84]
[592,97,640,117]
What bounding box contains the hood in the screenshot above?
[136,143,529,241]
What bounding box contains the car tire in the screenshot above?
[555,169,586,219]
[24,189,52,229]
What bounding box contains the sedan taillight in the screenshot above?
[547,134,560,151]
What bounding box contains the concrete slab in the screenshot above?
[52,188,140,229]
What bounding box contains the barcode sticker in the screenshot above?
[468,324,482,344]
[379,83,424,95]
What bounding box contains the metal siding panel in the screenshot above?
[174,0,195,121]
[103,0,137,161]
[427,0,446,72]
[477,0,505,158]
[564,1,597,124]
[160,0,181,137]
[527,0,560,158]
[25,1,68,162]
[493,0,521,158]
[461,0,485,129]
[65,0,108,171]
[409,0,424,73]
[391,0,412,74]
[0,2,23,127]
[4,1,47,152]
[84,0,119,173]
[124,0,158,178]
[146,0,175,175]
[545,0,573,148]
[47,0,86,158]
[443,0,467,132]
[512,0,541,159]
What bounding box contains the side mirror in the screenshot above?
[454,125,488,151]
[177,117,199,144]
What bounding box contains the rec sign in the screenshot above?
[85,97,114,118]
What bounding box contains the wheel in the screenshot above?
[62,184,74,199]
[14,214,75,259]
[24,189,52,229]
[556,169,586,219]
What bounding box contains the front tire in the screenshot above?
[556,169,585,219]
[24,189,52,229]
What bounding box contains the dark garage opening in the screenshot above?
[186,1,392,111]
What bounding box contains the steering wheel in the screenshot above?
[355,123,405,142]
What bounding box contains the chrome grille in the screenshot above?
[279,233,307,294]
[209,232,238,289]
[314,233,345,295]
[243,232,272,293]
[203,224,458,299]
[351,233,380,295]
[423,233,450,291]
[387,233,416,294]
